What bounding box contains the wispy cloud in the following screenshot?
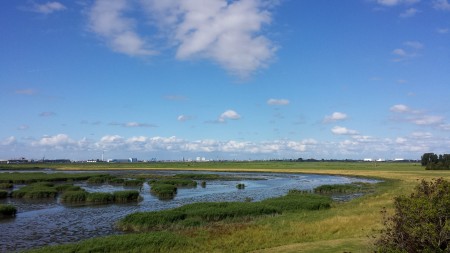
[267,98,290,106]
[376,0,420,6]
[15,89,38,95]
[392,41,423,62]
[164,95,188,101]
[390,104,446,126]
[29,2,67,14]
[39,112,57,117]
[434,0,450,11]
[437,28,449,34]
[177,115,194,122]
[323,112,348,123]
[109,121,157,128]
[399,7,419,18]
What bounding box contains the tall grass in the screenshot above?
[0,172,106,184]
[60,191,88,203]
[113,190,141,203]
[0,190,8,198]
[117,192,331,232]
[0,204,17,218]
[11,182,58,199]
[313,182,373,194]
[0,183,13,189]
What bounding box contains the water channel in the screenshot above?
[0,170,378,252]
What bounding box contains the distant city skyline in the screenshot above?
[1,0,449,161]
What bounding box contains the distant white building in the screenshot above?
[363,158,373,162]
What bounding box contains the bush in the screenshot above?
[0,204,17,217]
[376,178,450,252]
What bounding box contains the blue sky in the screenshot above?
[1,0,449,161]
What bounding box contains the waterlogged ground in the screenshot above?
[0,170,377,252]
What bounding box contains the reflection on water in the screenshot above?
[0,171,377,252]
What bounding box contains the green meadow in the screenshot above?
[8,161,450,252]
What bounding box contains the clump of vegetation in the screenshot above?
[236,183,245,189]
[151,184,177,200]
[200,181,207,188]
[123,179,144,187]
[0,204,17,218]
[113,190,141,203]
[87,175,114,184]
[60,190,88,203]
[0,190,8,199]
[117,191,331,232]
[0,172,105,184]
[376,178,450,252]
[153,179,197,187]
[313,182,373,194]
[11,182,58,199]
[55,184,83,192]
[87,192,114,204]
[0,183,13,189]
[421,153,450,170]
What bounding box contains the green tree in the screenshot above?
[376,178,450,252]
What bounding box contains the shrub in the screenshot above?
[376,178,450,252]
[113,190,140,203]
[0,204,17,217]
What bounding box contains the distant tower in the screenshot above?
[101,151,104,162]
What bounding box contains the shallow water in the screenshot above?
[0,171,376,252]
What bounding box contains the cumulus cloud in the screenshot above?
[267,98,290,106]
[88,0,155,56]
[323,112,348,123]
[331,126,358,135]
[219,110,241,122]
[88,0,276,78]
[31,2,67,14]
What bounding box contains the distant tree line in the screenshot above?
[421,153,450,170]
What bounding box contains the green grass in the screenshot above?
[113,190,141,203]
[150,183,177,200]
[122,179,144,187]
[117,192,331,232]
[86,192,114,204]
[18,161,450,253]
[11,182,58,199]
[60,190,88,203]
[0,172,106,184]
[0,182,13,189]
[313,182,374,194]
[0,190,8,198]
[0,204,17,218]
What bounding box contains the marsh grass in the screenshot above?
[60,191,88,203]
[55,184,83,192]
[86,192,114,204]
[113,190,141,203]
[0,172,105,184]
[0,204,17,218]
[12,182,58,199]
[122,179,144,187]
[117,192,331,232]
[150,183,177,200]
[313,182,373,194]
[236,183,245,189]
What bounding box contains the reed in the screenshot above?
[150,184,177,200]
[86,192,114,204]
[313,183,373,194]
[113,190,141,203]
[0,204,16,218]
[122,179,144,187]
[0,172,105,184]
[153,179,197,187]
[60,191,88,203]
[11,182,58,199]
[55,184,83,192]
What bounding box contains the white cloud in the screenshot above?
[404,41,423,49]
[390,104,410,113]
[434,0,450,11]
[31,2,67,14]
[412,115,444,125]
[15,89,37,95]
[177,115,193,122]
[331,126,358,135]
[219,110,241,122]
[88,0,155,57]
[109,0,277,78]
[323,112,348,123]
[399,8,419,18]
[124,122,156,127]
[1,136,17,146]
[391,41,423,61]
[376,0,420,6]
[267,98,290,106]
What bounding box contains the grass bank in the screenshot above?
[22,162,450,252]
